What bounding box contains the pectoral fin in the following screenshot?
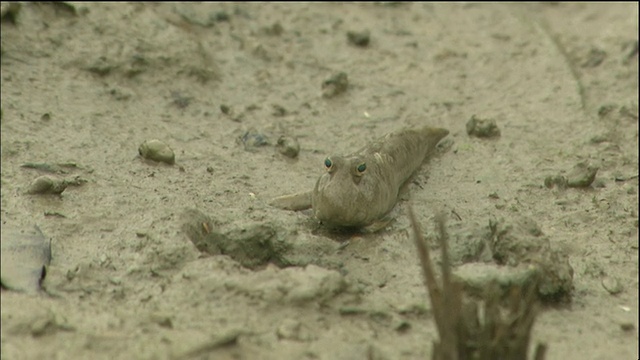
[269,191,313,211]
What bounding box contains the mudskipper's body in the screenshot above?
[270,126,449,230]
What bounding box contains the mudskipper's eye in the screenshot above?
[324,158,332,169]
[356,163,367,173]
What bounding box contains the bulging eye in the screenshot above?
[324,158,332,169]
[356,163,367,173]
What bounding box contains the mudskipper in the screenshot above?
[270,126,449,231]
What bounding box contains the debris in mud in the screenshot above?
[545,161,599,189]
[1,225,52,293]
[263,22,284,36]
[322,72,349,98]
[240,128,270,151]
[347,30,371,47]
[85,56,117,77]
[220,104,244,122]
[466,115,500,138]
[171,91,193,109]
[181,209,340,269]
[138,139,176,165]
[581,48,607,68]
[408,208,547,360]
[276,135,300,158]
[172,328,242,360]
[27,175,68,195]
[623,40,638,64]
[21,162,82,174]
[181,209,290,269]
[271,104,287,117]
[544,175,567,189]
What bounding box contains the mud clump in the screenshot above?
[489,217,574,302]
[181,209,290,269]
[466,115,501,138]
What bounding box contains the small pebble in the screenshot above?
[240,128,269,151]
[322,72,348,98]
[347,30,370,47]
[566,161,598,188]
[27,176,68,195]
[601,276,623,295]
[620,322,635,332]
[138,139,175,165]
[277,135,300,158]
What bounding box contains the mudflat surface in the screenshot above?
[1,3,638,359]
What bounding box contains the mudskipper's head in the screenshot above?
[312,154,390,228]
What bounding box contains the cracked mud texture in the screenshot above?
[1,3,638,359]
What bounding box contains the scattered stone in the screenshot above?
[620,322,635,332]
[149,313,173,329]
[466,115,501,138]
[566,161,598,188]
[322,72,349,98]
[240,128,269,151]
[271,104,287,117]
[1,225,51,293]
[276,135,300,158]
[347,30,370,47]
[601,276,623,295]
[138,139,175,165]
[212,11,230,22]
[263,22,284,36]
[27,176,68,195]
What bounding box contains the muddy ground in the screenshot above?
[1,2,638,359]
